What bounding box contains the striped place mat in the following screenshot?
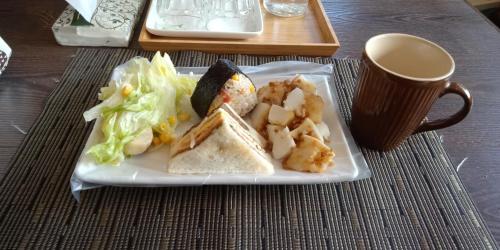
[0,48,496,249]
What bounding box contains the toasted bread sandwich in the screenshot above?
[168,104,274,175]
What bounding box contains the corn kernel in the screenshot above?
[231,74,239,81]
[153,137,161,145]
[168,116,176,126]
[160,133,174,144]
[178,112,191,122]
[159,122,168,131]
[159,66,167,76]
[121,84,133,97]
[249,84,255,93]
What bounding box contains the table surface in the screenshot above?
[1,0,499,243]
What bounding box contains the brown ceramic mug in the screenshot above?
[351,33,473,151]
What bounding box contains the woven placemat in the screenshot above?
[0,48,496,249]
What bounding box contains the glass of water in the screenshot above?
[211,0,252,18]
[264,0,308,17]
[156,0,209,30]
[157,0,253,30]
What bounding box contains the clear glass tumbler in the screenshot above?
[210,0,252,18]
[157,0,252,30]
[156,0,208,30]
[263,0,308,17]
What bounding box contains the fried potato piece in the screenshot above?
[257,81,293,105]
[290,75,316,94]
[290,118,324,143]
[304,93,324,123]
[283,135,334,173]
[266,124,281,144]
[250,102,271,133]
[316,121,330,141]
[268,104,295,126]
[257,75,317,107]
[271,127,295,160]
[283,87,306,117]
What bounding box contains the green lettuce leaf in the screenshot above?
[83,52,198,165]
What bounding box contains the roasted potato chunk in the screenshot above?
[283,135,334,173]
[290,75,316,94]
[250,102,271,133]
[268,104,295,126]
[283,87,306,117]
[271,127,295,160]
[304,93,324,123]
[257,81,292,105]
[290,118,324,143]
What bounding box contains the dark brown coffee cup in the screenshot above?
[351,33,473,151]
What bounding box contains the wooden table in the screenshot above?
[1,0,499,242]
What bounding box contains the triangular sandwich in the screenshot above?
[169,104,274,175]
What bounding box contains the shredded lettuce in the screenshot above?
[83,52,198,165]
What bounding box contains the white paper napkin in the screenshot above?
[0,36,11,75]
[66,0,97,22]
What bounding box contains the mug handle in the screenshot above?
[413,82,473,134]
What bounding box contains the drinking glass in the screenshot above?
[156,0,253,31]
[264,0,308,17]
[156,0,207,30]
[207,0,253,32]
[211,0,252,18]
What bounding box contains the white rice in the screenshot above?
[209,74,258,116]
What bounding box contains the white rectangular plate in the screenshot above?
[74,65,370,186]
[145,0,264,39]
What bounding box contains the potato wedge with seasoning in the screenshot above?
[257,81,291,105]
[283,87,306,117]
[316,121,331,140]
[252,75,335,173]
[271,127,296,160]
[290,118,324,143]
[268,104,295,126]
[304,93,324,123]
[283,135,334,173]
[250,102,271,133]
[290,75,316,94]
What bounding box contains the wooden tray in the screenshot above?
[139,0,340,56]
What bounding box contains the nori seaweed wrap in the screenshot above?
[191,59,257,118]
